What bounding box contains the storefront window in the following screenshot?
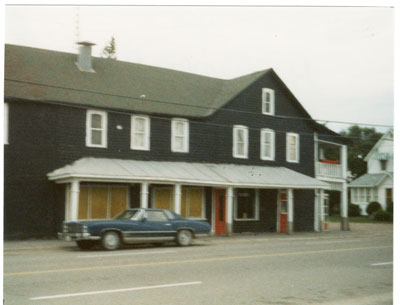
[235,189,258,220]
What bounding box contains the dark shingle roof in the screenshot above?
[4,44,269,117]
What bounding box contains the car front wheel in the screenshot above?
[176,229,193,247]
[101,231,121,250]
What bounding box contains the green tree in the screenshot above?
[340,125,383,178]
[102,36,117,59]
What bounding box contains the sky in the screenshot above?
[3,4,396,133]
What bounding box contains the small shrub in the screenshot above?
[373,209,392,222]
[366,201,382,216]
[348,203,361,217]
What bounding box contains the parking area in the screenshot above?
[3,224,393,305]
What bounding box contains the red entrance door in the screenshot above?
[279,191,288,233]
[214,189,226,235]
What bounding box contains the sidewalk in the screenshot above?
[3,222,392,252]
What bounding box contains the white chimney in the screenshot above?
[76,41,96,72]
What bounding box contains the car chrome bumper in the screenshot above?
[58,232,100,241]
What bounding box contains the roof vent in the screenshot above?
[76,41,96,72]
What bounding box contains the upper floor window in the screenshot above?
[260,129,275,160]
[171,118,189,153]
[131,115,150,150]
[86,110,107,148]
[233,125,248,159]
[262,88,275,115]
[4,103,9,145]
[286,132,299,163]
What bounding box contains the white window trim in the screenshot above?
[233,125,249,159]
[86,110,107,148]
[171,118,189,153]
[4,103,9,145]
[260,128,275,161]
[181,187,206,220]
[131,115,150,151]
[286,132,300,163]
[262,88,275,115]
[234,189,260,221]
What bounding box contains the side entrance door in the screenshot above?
[214,189,226,235]
[278,191,288,233]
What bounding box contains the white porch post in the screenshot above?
[341,144,349,231]
[287,189,294,234]
[65,184,71,221]
[320,189,325,231]
[140,183,149,208]
[174,184,182,215]
[341,183,349,231]
[226,187,234,236]
[70,180,80,221]
[314,190,320,232]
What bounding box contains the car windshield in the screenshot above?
[115,209,141,220]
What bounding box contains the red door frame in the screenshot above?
[278,190,288,233]
[214,189,226,235]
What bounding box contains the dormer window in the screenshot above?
[262,88,275,115]
[86,110,107,148]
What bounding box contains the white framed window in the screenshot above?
[286,132,299,163]
[233,125,248,159]
[171,118,189,153]
[86,110,107,148]
[4,103,9,145]
[131,115,150,150]
[262,88,275,115]
[234,189,259,221]
[260,128,275,160]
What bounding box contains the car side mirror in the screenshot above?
[141,215,147,222]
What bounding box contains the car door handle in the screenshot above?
[165,223,172,226]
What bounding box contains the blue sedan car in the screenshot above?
[58,208,211,250]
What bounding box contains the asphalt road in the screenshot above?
[3,231,393,305]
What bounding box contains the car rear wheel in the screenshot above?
[76,240,95,250]
[101,231,121,250]
[176,229,193,246]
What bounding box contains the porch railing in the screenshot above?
[316,162,343,179]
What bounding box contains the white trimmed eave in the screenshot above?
[48,174,328,190]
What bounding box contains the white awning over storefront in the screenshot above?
[48,157,329,189]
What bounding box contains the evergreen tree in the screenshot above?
[102,36,117,59]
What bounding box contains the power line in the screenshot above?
[5,93,390,143]
[5,78,394,129]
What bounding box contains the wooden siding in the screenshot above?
[5,71,324,238]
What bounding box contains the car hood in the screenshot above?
[65,219,126,227]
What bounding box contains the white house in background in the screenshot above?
[349,130,393,215]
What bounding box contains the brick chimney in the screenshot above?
[76,41,96,72]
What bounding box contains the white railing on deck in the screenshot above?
[316,162,343,179]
